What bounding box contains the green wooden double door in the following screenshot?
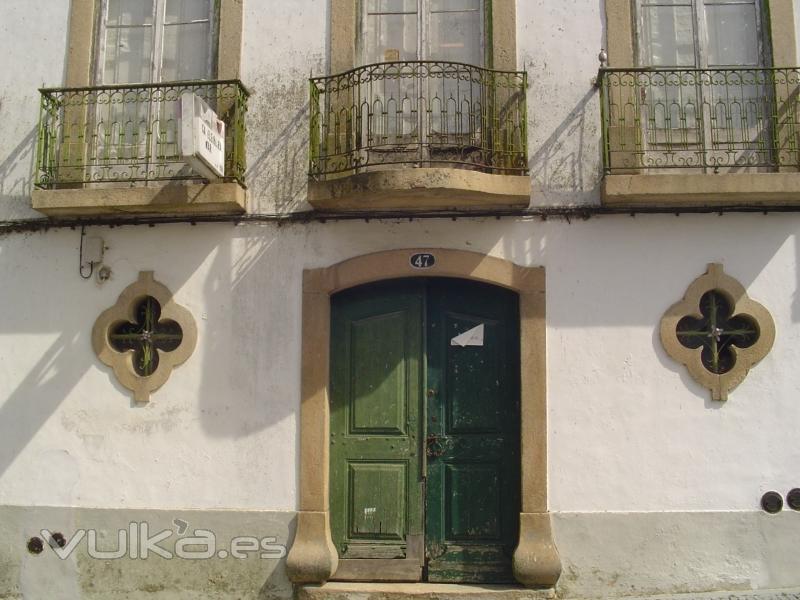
[330,278,521,583]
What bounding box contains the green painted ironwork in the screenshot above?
[35,79,249,188]
[598,67,800,173]
[108,296,183,377]
[676,290,759,374]
[309,61,528,179]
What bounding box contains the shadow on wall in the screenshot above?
[1,218,798,486]
[197,224,302,441]
[0,220,305,484]
[0,126,37,216]
[487,211,797,334]
[649,322,727,410]
[0,224,305,600]
[0,226,224,479]
[246,78,311,214]
[527,86,602,206]
[0,330,85,479]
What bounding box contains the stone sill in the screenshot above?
[309,168,530,212]
[31,181,246,217]
[298,583,555,600]
[603,173,800,208]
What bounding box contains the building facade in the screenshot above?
[1,0,800,598]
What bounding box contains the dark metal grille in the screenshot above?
[676,290,759,374]
[598,67,800,173]
[309,61,528,179]
[109,296,183,377]
[35,79,249,188]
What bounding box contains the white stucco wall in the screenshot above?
[0,0,69,220]
[241,0,608,212]
[0,0,612,220]
[0,225,302,511]
[518,1,604,206]
[2,2,798,219]
[241,0,326,214]
[1,216,799,512]
[2,1,800,596]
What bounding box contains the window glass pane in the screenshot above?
[162,22,212,80]
[103,26,153,84]
[704,3,759,65]
[165,0,211,23]
[106,0,154,26]
[366,0,417,13]
[428,9,482,64]
[364,13,418,62]
[430,0,480,11]
[642,5,696,66]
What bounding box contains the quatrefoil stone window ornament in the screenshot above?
[660,264,775,401]
[92,272,197,402]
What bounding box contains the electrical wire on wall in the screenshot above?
[79,226,93,279]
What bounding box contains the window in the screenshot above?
[635,0,770,169]
[355,0,487,143]
[109,296,184,377]
[638,0,766,69]
[660,263,775,401]
[600,0,800,205]
[92,271,198,403]
[92,0,217,173]
[96,0,216,86]
[32,0,247,215]
[358,0,485,66]
[675,290,759,374]
[307,0,528,211]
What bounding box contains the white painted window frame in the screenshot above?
[633,0,773,171]
[634,0,769,68]
[356,0,486,66]
[90,0,220,175]
[94,0,218,85]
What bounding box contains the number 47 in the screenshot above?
[410,254,435,269]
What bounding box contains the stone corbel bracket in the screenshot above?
[92,271,198,402]
[660,263,775,401]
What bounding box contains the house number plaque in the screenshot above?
[410,253,436,269]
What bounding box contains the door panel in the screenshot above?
[444,463,501,539]
[425,279,520,583]
[445,315,501,433]
[348,462,408,547]
[350,311,410,434]
[330,282,424,574]
[330,278,520,583]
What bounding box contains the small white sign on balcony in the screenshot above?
[180,92,225,179]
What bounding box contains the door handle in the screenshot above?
[425,434,452,458]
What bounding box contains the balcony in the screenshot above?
[32,79,249,217]
[308,61,530,212]
[598,67,800,207]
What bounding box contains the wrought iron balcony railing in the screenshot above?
[35,79,249,189]
[309,61,528,179]
[598,67,800,173]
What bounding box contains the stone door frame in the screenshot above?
[286,248,561,587]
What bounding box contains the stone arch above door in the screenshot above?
[286,248,561,588]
